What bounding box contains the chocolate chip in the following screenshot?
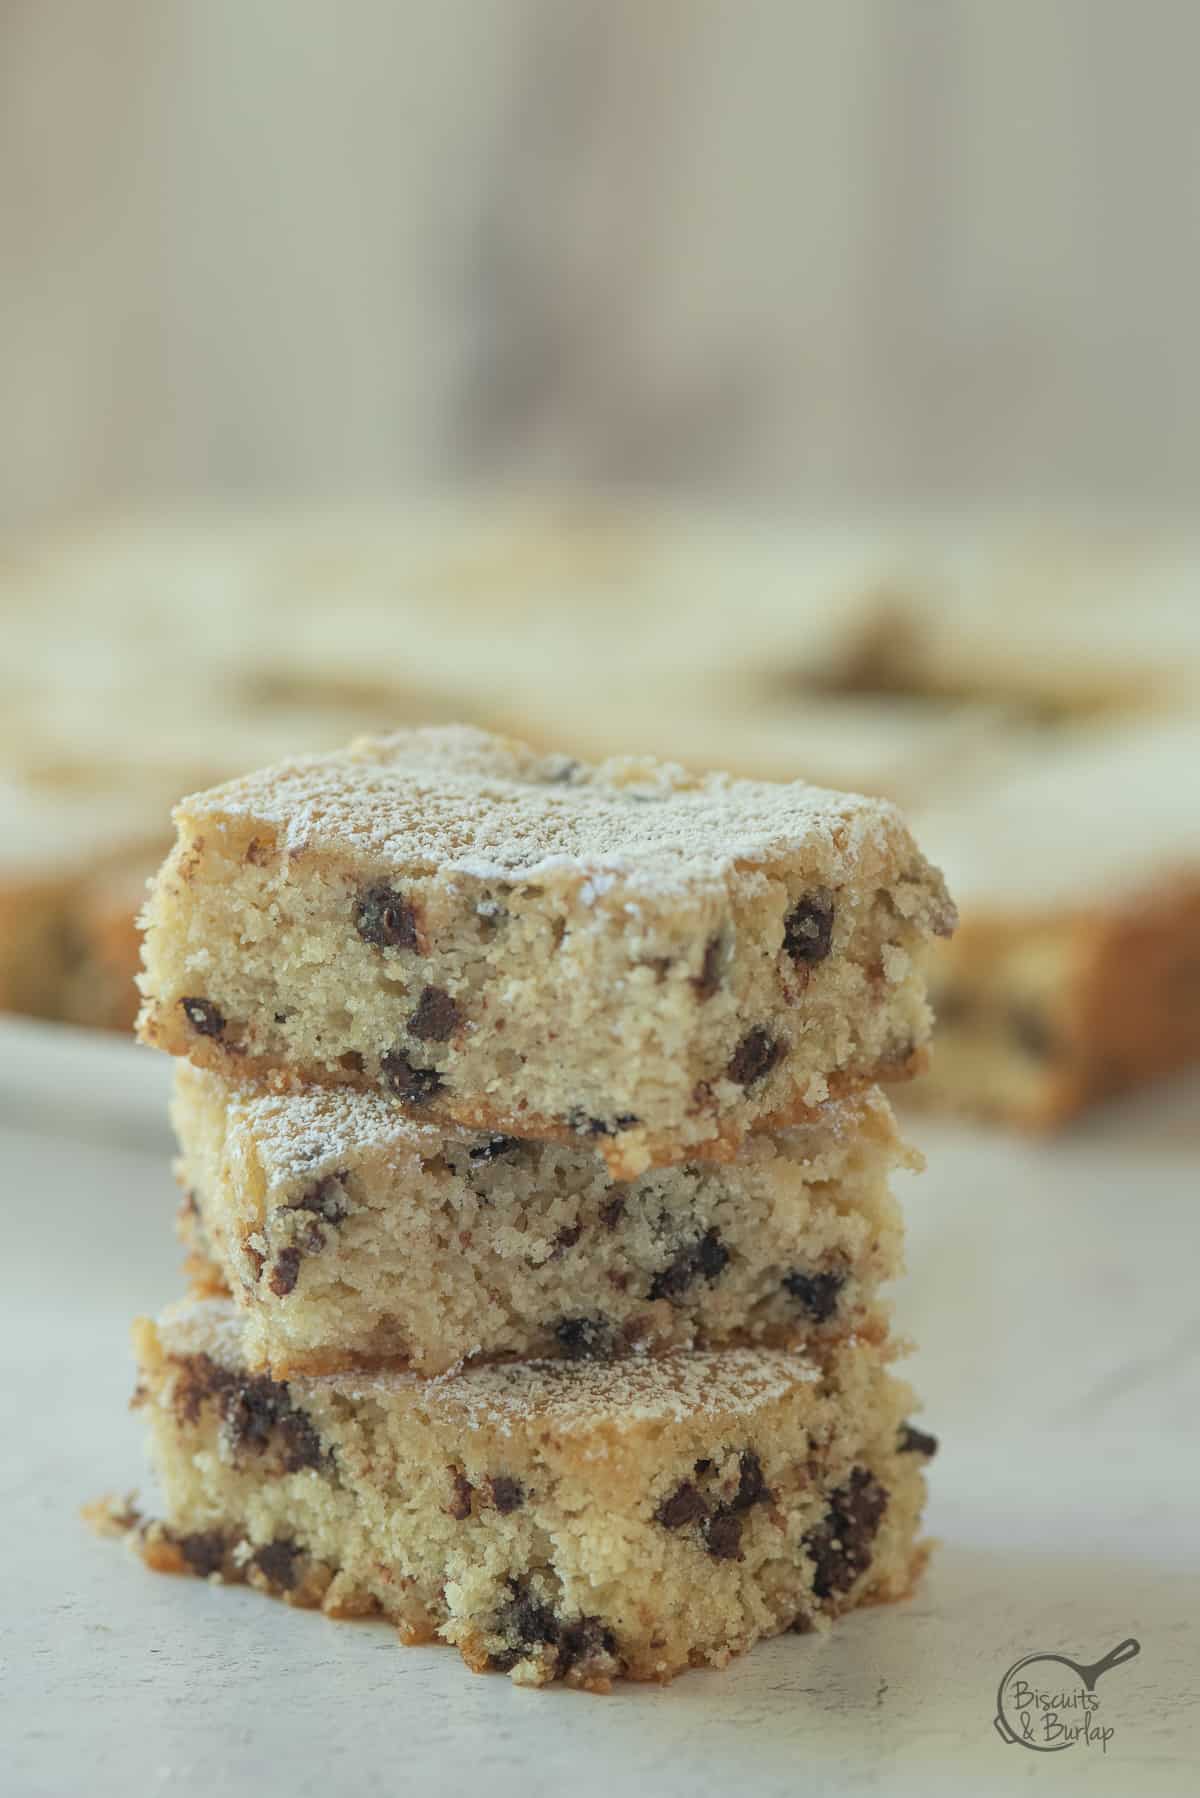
[178,1531,226,1576]
[726,1029,784,1087]
[898,1423,938,1458]
[693,933,725,1000]
[599,1194,626,1230]
[225,1377,285,1453]
[180,997,225,1039]
[784,892,835,965]
[649,1228,729,1302]
[731,1450,770,1512]
[354,884,418,950]
[268,1247,302,1298]
[289,1173,350,1224]
[1008,1004,1055,1061]
[782,1268,845,1322]
[648,1251,691,1302]
[553,1315,612,1360]
[655,1480,710,1530]
[468,1135,519,1164]
[170,1352,231,1426]
[253,1538,302,1591]
[409,985,461,1042]
[380,1051,442,1103]
[489,1579,559,1669]
[698,1230,730,1281]
[558,1615,618,1674]
[566,1110,641,1138]
[550,1224,582,1258]
[640,955,674,982]
[489,1475,525,1515]
[222,1374,324,1473]
[704,1511,744,1560]
[279,1411,324,1473]
[447,1470,474,1520]
[804,1467,889,1600]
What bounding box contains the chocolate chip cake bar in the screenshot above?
[0,763,171,1026]
[913,718,1200,1126]
[126,1297,933,1688]
[137,726,955,1177]
[173,1064,909,1376]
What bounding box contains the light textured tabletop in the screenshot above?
[1,1022,1197,1796]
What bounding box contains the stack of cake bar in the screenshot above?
[117,726,955,1688]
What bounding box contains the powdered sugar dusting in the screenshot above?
[175,724,934,903]
[157,1297,823,1433]
[405,1346,822,1433]
[175,1062,897,1192]
[175,1064,451,1188]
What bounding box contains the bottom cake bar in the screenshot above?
[122,1298,934,1688]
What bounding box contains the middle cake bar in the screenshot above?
[173,1064,910,1377]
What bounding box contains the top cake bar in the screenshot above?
[138,726,954,1176]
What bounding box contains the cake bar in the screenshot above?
[913,718,1200,1125]
[173,1064,909,1376]
[137,726,955,1177]
[0,764,172,1027]
[126,1298,934,1688]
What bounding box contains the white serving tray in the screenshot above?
[2,1016,1197,1794]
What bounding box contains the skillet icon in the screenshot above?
[994,1638,1140,1751]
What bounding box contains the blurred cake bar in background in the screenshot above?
[891,524,1200,718]
[911,718,1200,1126]
[506,687,1013,810]
[759,522,1200,719]
[0,765,176,1028]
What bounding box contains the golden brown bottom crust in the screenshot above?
[141,1011,925,1177]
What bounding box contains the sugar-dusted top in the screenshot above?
[175,1061,897,1192]
[157,1298,824,1433]
[174,1063,451,1186]
[177,724,947,904]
